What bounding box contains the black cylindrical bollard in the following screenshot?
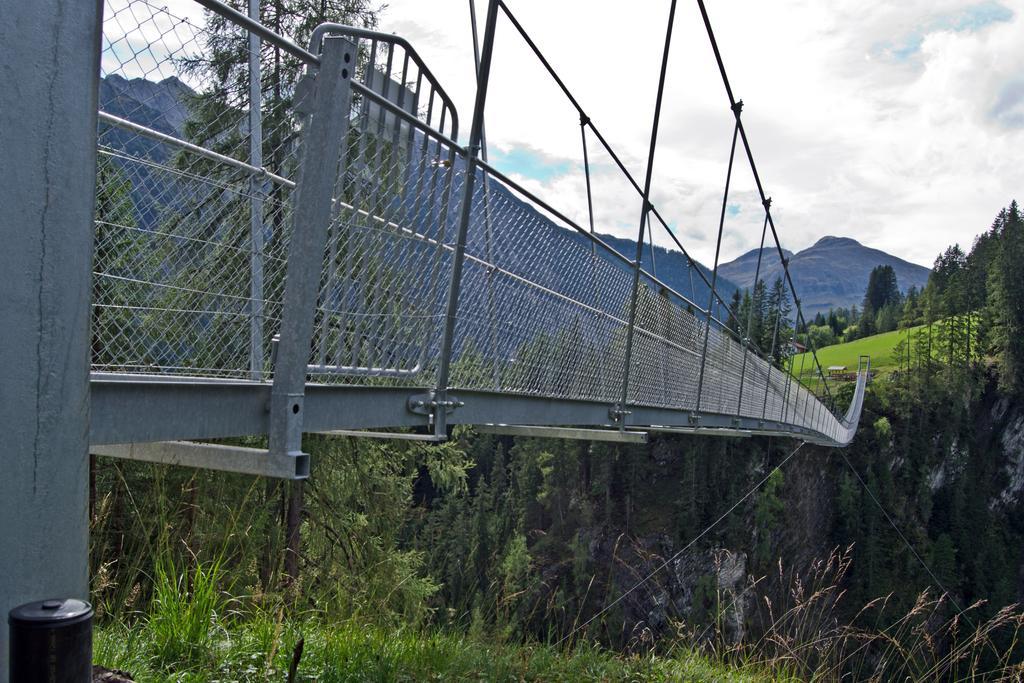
[9,598,93,683]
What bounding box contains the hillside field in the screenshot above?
[792,325,923,381]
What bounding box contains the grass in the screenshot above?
[788,318,976,383]
[90,545,1024,682]
[94,617,773,682]
[792,325,922,380]
[792,315,984,384]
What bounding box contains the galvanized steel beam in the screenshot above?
[89,375,864,448]
[477,425,648,443]
[268,36,355,463]
[92,441,309,479]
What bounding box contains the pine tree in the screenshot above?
[992,201,1024,391]
[727,289,742,335]
[861,265,902,336]
[763,277,792,363]
[900,286,920,328]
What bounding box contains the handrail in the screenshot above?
[98,111,296,188]
[193,0,318,64]
[309,24,460,141]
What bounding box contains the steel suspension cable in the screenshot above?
[736,211,770,415]
[695,117,740,415]
[468,0,501,390]
[556,439,807,647]
[618,0,679,420]
[694,0,834,408]
[580,121,606,392]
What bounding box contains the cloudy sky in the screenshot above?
[361,0,1024,268]
[147,0,1024,268]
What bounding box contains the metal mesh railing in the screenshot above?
[443,161,840,437]
[306,31,460,388]
[96,0,293,379]
[92,0,859,445]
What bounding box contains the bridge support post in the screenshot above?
[0,0,102,677]
[248,0,266,380]
[269,36,355,461]
[434,0,499,436]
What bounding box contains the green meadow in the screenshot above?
[792,316,981,383]
[792,325,925,381]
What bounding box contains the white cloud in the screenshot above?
[143,0,1022,268]
[372,0,1024,268]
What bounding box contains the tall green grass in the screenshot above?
[148,554,229,667]
[92,545,1024,681]
[89,443,1024,680]
[95,614,771,682]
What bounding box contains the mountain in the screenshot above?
[101,74,193,136]
[718,236,931,318]
[565,231,740,313]
[98,75,197,231]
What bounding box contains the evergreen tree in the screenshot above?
[860,265,902,336]
[900,286,921,328]
[863,264,902,312]
[763,277,793,363]
[727,289,742,335]
[992,201,1024,391]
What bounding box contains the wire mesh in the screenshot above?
[92,0,855,443]
[95,0,292,379]
[305,32,460,387]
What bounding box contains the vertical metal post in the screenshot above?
[618,0,679,424]
[434,0,499,436]
[468,0,501,391]
[0,1,101,677]
[269,37,354,461]
[580,122,606,397]
[248,0,265,380]
[736,210,768,416]
[694,117,740,417]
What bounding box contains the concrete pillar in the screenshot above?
[0,1,103,677]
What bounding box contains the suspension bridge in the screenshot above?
[85,0,867,480]
[2,0,866,666]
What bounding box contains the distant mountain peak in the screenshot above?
[812,236,862,248]
[717,233,930,318]
[105,73,187,88]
